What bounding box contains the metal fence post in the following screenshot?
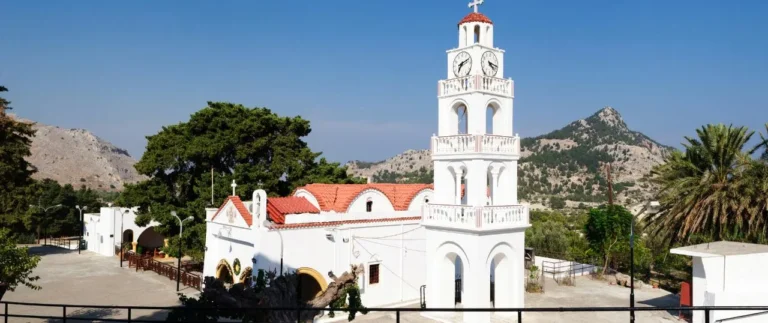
[296,308,301,323]
[396,309,400,323]
[705,308,710,323]
[5,302,8,323]
[62,305,67,323]
[128,308,132,323]
[518,310,522,322]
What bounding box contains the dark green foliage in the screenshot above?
[372,167,433,184]
[549,196,566,209]
[24,180,102,240]
[0,228,42,292]
[120,102,363,261]
[525,210,590,262]
[328,283,367,320]
[584,205,643,273]
[167,269,366,322]
[648,123,768,244]
[0,85,37,235]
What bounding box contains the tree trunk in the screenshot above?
[0,283,8,301]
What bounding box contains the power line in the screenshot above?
[351,226,422,240]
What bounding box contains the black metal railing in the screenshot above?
[2,301,768,323]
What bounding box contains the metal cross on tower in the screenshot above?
[231,180,237,196]
[468,0,484,13]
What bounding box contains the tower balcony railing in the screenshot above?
[422,204,529,231]
[431,134,520,156]
[438,75,514,98]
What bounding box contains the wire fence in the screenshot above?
[2,301,768,323]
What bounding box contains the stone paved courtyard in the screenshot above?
[1,246,198,322]
[2,246,684,323]
[345,276,683,323]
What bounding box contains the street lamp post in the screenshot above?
[76,205,88,254]
[630,201,659,323]
[172,211,194,292]
[29,201,62,246]
[114,208,129,267]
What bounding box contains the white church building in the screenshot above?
[202,2,530,322]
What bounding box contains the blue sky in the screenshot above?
[2,0,767,163]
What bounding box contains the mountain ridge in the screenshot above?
[12,115,146,191]
[346,107,675,207]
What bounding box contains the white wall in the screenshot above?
[690,254,768,323]
[407,190,433,212]
[83,207,163,257]
[346,190,395,213]
[425,227,526,322]
[216,219,426,308]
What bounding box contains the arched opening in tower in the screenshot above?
[490,252,512,308]
[457,105,468,134]
[450,254,464,305]
[486,104,499,135]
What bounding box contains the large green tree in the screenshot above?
[0,85,37,238]
[25,180,103,240]
[648,124,767,244]
[120,102,362,260]
[584,204,637,274]
[0,228,42,300]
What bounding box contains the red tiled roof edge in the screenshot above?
[210,196,253,226]
[458,12,493,26]
[270,216,421,230]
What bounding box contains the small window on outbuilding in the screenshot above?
[366,200,373,212]
[369,264,380,284]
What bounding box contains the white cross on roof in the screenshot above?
[468,0,484,13]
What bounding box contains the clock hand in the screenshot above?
[489,62,498,70]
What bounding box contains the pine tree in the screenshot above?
[0,86,37,234]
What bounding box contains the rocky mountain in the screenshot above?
[346,107,675,208]
[14,115,146,191]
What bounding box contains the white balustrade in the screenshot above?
[480,205,529,229]
[423,204,529,230]
[480,135,518,154]
[438,75,513,98]
[438,76,475,97]
[432,134,519,156]
[432,135,478,154]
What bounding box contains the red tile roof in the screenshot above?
[296,184,433,212]
[270,216,421,230]
[458,12,493,26]
[267,196,320,224]
[211,196,253,226]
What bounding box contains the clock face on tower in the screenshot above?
[481,51,499,77]
[453,51,472,77]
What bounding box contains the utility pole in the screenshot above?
[604,163,614,206]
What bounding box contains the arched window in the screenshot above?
[366,199,373,212]
[457,105,468,134]
[474,25,481,44]
[486,105,497,134]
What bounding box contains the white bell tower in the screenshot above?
[423,1,530,322]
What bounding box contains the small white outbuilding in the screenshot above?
[671,241,768,323]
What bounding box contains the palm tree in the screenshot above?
[648,124,754,244]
